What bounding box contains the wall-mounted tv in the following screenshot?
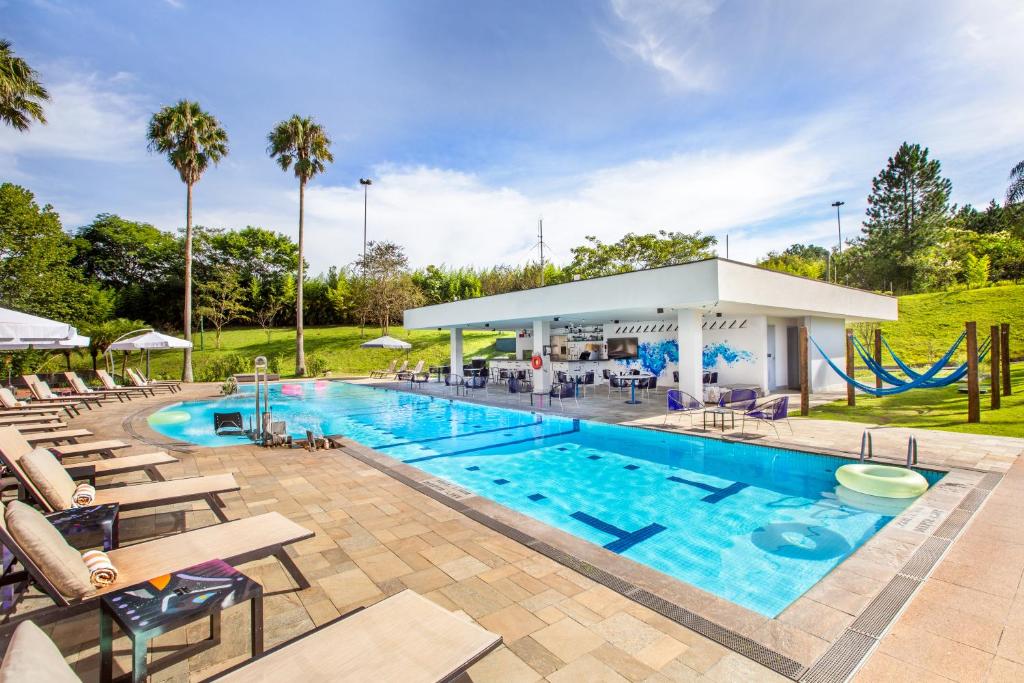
[607,337,639,359]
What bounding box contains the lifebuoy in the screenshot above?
[530,355,543,370]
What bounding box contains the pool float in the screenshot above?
[315,380,330,391]
[835,463,928,499]
[148,410,191,426]
[281,384,303,397]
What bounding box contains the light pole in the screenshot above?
[831,200,845,283]
[359,178,372,266]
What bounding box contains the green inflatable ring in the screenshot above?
[148,410,191,426]
[835,463,928,499]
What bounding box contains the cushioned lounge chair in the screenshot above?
[0,500,312,611]
[0,386,82,418]
[2,445,238,523]
[23,375,107,408]
[63,372,135,402]
[95,369,155,397]
[1,589,499,683]
[0,427,175,484]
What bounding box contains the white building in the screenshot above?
[403,259,896,400]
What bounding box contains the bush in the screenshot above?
[269,353,286,376]
[305,353,329,377]
[194,353,250,382]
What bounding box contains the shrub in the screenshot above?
[305,353,329,377]
[194,353,250,382]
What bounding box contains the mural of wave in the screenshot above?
[614,339,679,377]
[703,342,754,368]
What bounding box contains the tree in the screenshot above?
[353,241,423,335]
[0,39,48,131]
[147,100,229,381]
[962,253,990,289]
[857,143,952,292]
[195,265,250,348]
[1008,160,1024,205]
[565,230,717,280]
[757,250,827,280]
[267,115,334,376]
[412,265,483,304]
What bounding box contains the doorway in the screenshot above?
[766,325,776,389]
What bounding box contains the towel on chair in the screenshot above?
[71,483,96,507]
[81,550,118,587]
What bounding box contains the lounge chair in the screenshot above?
[18,426,95,446]
[391,360,409,378]
[369,359,397,378]
[0,499,312,610]
[396,360,423,381]
[0,413,63,427]
[0,419,68,433]
[0,427,175,484]
[95,369,155,397]
[126,368,180,393]
[0,386,82,418]
[214,412,245,435]
[741,396,792,437]
[63,372,136,402]
[664,389,704,427]
[2,444,238,522]
[2,590,499,682]
[22,375,105,409]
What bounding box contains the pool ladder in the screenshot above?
[859,430,919,467]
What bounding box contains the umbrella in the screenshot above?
[359,335,412,350]
[0,307,76,344]
[109,331,192,377]
[0,334,90,351]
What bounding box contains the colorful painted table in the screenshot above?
[100,559,263,683]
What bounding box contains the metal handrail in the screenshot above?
[906,436,919,467]
[859,430,873,462]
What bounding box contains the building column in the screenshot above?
[449,328,463,379]
[532,319,551,393]
[677,309,703,400]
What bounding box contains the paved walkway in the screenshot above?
[3,380,1022,681]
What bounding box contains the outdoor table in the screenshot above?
[615,373,654,405]
[100,559,263,683]
[703,407,735,431]
[48,503,120,551]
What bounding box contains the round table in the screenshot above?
[614,373,654,405]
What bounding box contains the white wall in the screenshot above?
[806,316,847,392]
[701,314,767,392]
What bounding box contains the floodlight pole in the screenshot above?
[831,201,845,283]
[360,178,372,268]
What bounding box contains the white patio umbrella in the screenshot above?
[0,307,76,344]
[108,331,192,377]
[359,335,412,350]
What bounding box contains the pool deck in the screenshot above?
[3,379,1022,682]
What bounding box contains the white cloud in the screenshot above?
[604,0,720,90]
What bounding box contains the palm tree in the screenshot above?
[0,39,49,131]
[267,115,334,376]
[146,100,228,382]
[1008,160,1024,205]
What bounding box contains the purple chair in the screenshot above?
[665,390,704,427]
[741,396,791,437]
[718,388,757,411]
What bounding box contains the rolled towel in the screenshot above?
[81,550,118,588]
[72,483,96,507]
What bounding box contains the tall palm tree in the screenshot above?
[0,39,49,131]
[267,115,334,376]
[146,100,228,382]
[1008,160,1024,205]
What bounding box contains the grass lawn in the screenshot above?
[810,363,1024,438]
[70,325,503,380]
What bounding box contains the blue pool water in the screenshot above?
[149,381,943,617]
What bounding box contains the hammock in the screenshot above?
[809,333,971,397]
[852,334,989,388]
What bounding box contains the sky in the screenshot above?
[2,0,1023,275]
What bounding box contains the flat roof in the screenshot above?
[403,258,897,330]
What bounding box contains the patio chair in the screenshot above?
[0,499,312,610]
[664,389,705,427]
[392,360,409,378]
[0,427,176,484]
[548,381,577,410]
[0,387,78,419]
[463,374,487,396]
[509,376,533,403]
[125,368,179,394]
[396,360,424,381]
[95,369,155,397]
[718,388,758,412]
[579,371,595,398]
[0,441,238,522]
[3,590,499,683]
[369,359,397,378]
[741,396,792,437]
[63,372,135,402]
[444,373,465,396]
[22,375,105,408]
[607,372,627,399]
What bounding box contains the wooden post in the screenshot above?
[966,321,980,423]
[874,328,883,390]
[846,332,856,406]
[1001,323,1011,396]
[799,326,809,416]
[990,325,1001,410]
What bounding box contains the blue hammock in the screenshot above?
[809,334,968,397]
[851,334,988,388]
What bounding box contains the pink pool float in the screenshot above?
[281,384,303,397]
[315,380,330,391]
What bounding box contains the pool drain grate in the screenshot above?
[899,536,950,580]
[800,630,877,683]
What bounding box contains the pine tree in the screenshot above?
[859,143,952,292]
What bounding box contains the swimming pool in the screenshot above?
[149,380,943,617]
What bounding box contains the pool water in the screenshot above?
[149,381,943,617]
